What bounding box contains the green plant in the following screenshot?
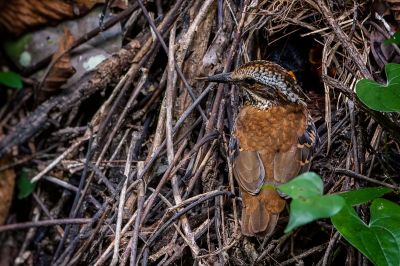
[277,172,344,233]
[356,63,400,112]
[356,33,400,112]
[17,170,36,199]
[276,172,398,266]
[0,71,23,90]
[332,198,400,266]
[384,31,400,45]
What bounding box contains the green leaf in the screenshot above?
[285,194,344,233]
[385,32,400,45]
[338,187,392,206]
[278,172,323,198]
[278,172,345,233]
[17,171,35,199]
[332,199,400,266]
[0,71,23,90]
[3,34,32,64]
[356,63,400,112]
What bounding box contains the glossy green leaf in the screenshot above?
[0,71,23,90]
[284,194,344,233]
[332,199,400,266]
[338,187,392,206]
[278,172,345,233]
[356,63,400,112]
[384,32,400,45]
[278,172,323,198]
[17,171,35,199]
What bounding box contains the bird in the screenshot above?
[206,60,319,236]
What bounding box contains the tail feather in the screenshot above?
[240,188,285,236]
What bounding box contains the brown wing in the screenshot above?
[233,150,265,195]
[273,121,319,184]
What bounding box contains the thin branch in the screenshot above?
[333,168,400,190]
[0,219,91,233]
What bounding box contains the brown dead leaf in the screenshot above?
[37,28,76,103]
[0,157,16,225]
[0,0,102,36]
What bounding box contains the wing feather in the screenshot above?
[274,120,319,183]
[233,150,265,195]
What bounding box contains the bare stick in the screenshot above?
[322,231,341,266]
[280,243,328,266]
[130,177,145,266]
[110,132,136,266]
[333,168,400,190]
[0,218,91,233]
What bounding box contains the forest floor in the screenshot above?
[0,0,399,265]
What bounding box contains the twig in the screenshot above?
[130,178,145,266]
[333,168,400,190]
[280,243,328,266]
[322,231,341,266]
[110,131,136,266]
[348,101,360,173]
[0,218,91,233]
[170,189,223,211]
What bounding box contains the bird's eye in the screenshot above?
[244,78,256,85]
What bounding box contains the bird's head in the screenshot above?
[206,60,307,106]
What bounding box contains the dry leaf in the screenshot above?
[0,0,102,36]
[0,157,16,225]
[37,28,76,103]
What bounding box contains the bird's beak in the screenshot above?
[204,72,232,83]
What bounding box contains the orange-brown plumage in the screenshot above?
[207,60,318,236]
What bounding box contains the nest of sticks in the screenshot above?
[1,0,400,265]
